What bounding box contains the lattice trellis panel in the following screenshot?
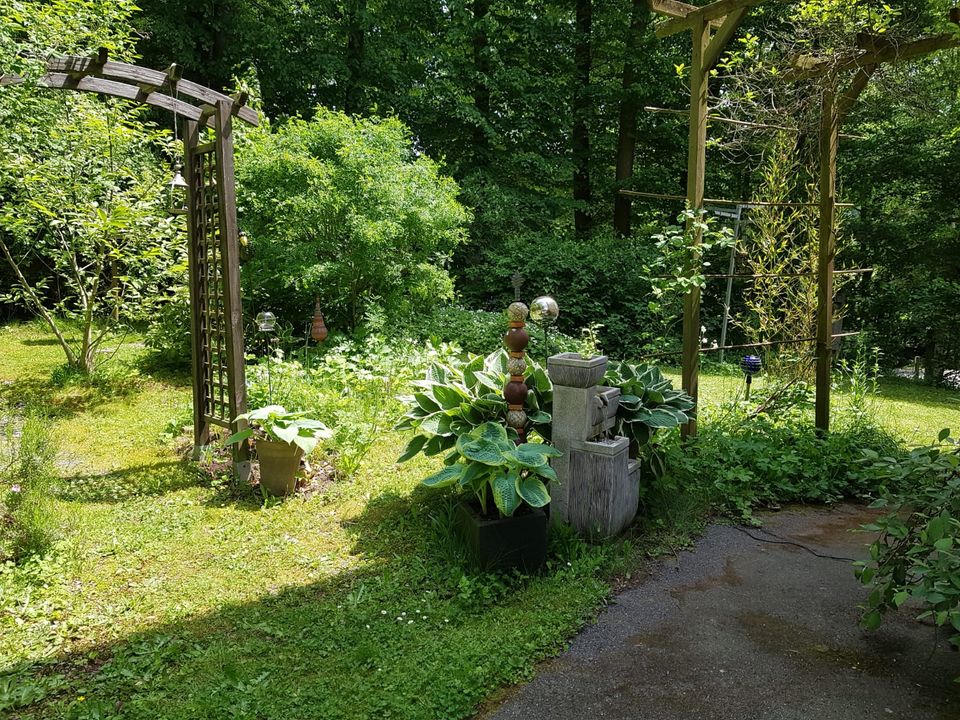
[189,142,231,428]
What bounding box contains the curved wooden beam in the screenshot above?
[41,73,215,127]
[46,55,259,126]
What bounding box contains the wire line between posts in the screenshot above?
[638,332,861,360]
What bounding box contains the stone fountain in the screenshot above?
[548,353,639,538]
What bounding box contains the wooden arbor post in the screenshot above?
[1,50,259,475]
[788,26,960,431]
[650,0,764,437]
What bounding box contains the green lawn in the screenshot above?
[1,323,958,718]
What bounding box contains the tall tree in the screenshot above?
[612,0,649,236]
[343,0,367,114]
[572,0,593,236]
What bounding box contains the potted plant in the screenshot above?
[420,422,560,572]
[226,405,332,496]
[547,323,607,389]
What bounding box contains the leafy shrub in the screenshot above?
[854,429,960,654]
[144,286,192,369]
[413,305,578,357]
[0,410,58,561]
[237,110,471,331]
[422,422,560,518]
[664,414,902,520]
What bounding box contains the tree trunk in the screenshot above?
[613,0,649,236]
[472,0,491,167]
[572,0,593,237]
[344,0,367,114]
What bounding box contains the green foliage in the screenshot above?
[0,1,181,373]
[855,430,960,657]
[396,348,553,462]
[603,361,695,479]
[665,413,902,521]
[144,286,192,369]
[0,409,59,561]
[227,405,333,455]
[422,421,560,517]
[236,110,470,331]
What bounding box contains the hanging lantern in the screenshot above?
[168,162,189,216]
[311,298,328,342]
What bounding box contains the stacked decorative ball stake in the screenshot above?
[504,302,531,442]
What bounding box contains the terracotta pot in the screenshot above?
[256,439,304,496]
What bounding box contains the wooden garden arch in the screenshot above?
[624,0,960,436]
[2,49,259,475]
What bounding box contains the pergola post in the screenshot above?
[815,85,839,433]
[681,14,710,438]
[649,0,758,438]
[214,99,251,480]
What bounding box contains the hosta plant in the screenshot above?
[421,422,561,518]
[226,405,333,454]
[604,361,695,478]
[396,349,552,463]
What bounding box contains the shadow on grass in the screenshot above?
[55,462,204,503]
[879,376,960,409]
[0,490,518,719]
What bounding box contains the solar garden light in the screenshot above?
[529,295,559,362]
[740,354,762,401]
[256,311,277,402]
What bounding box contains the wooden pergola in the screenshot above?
[627,0,960,436]
[2,50,259,475]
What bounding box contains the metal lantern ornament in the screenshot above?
[311,298,328,343]
[740,354,762,401]
[168,162,189,215]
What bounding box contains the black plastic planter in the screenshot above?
[455,502,547,573]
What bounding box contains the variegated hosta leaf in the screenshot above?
[516,475,550,507]
[397,434,427,463]
[504,443,563,468]
[492,471,522,517]
[422,465,463,488]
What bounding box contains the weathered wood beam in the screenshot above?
[655,13,724,38]
[0,73,23,86]
[40,73,217,127]
[650,0,700,18]
[837,64,876,120]
[703,6,749,70]
[681,15,710,438]
[788,33,960,81]
[44,56,259,126]
[655,0,766,38]
[815,86,839,433]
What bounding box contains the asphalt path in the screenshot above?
[485,504,960,720]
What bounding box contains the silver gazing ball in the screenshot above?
[507,301,530,322]
[255,311,277,332]
[529,296,559,326]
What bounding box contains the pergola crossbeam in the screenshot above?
[45,52,258,126]
[788,32,960,82]
[653,0,765,38]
